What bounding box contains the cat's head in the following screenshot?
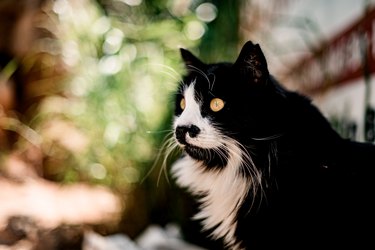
[173,41,287,168]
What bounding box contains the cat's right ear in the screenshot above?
[180,48,206,71]
[234,41,269,84]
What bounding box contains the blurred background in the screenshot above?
[1,0,375,249]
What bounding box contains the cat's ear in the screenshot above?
[234,41,269,83]
[180,48,206,71]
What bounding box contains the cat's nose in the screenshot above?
[175,125,201,144]
[187,125,200,137]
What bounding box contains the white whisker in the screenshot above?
[188,65,216,91]
[169,79,280,249]
[208,73,216,91]
[146,129,173,134]
[149,63,182,82]
[143,131,180,186]
[251,134,283,141]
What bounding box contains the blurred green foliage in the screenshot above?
[37,0,217,190]
[200,0,240,62]
[0,0,240,240]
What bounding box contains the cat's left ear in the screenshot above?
[234,41,269,83]
[180,48,206,71]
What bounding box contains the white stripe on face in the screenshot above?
[173,82,222,149]
[171,82,259,249]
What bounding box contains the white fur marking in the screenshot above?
[172,82,255,248]
[174,83,223,149]
[172,142,250,248]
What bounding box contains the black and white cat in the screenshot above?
[170,41,375,249]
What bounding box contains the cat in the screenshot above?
[169,41,375,250]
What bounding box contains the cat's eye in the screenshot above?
[180,98,186,110]
[210,98,225,112]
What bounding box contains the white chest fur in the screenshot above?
[171,82,259,248]
[171,146,251,248]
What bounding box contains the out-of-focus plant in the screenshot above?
[34,0,218,191]
[0,0,69,178]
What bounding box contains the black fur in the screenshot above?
[173,41,375,249]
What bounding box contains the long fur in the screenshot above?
[166,41,375,249]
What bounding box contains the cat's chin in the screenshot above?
[183,144,229,169]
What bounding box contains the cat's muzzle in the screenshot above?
[175,125,201,145]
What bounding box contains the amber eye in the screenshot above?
[210,98,225,112]
[180,98,186,110]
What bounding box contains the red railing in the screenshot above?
[286,6,375,95]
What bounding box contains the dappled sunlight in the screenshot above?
[0,178,122,229]
[5,0,368,249]
[0,0,205,248]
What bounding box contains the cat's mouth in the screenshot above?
[183,144,229,168]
